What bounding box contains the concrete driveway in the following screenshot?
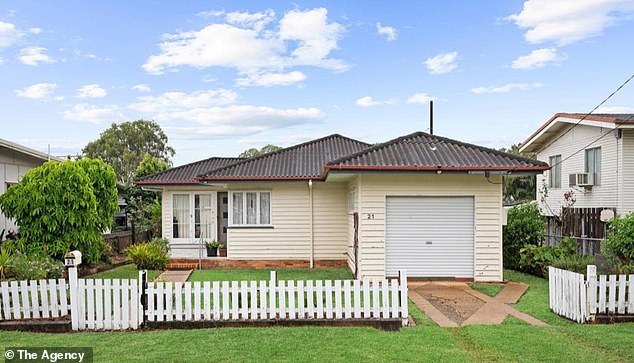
[408,281,548,327]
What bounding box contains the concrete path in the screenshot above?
[157,270,192,283]
[409,281,548,327]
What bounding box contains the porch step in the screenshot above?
[166,262,198,270]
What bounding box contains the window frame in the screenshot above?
[347,189,357,215]
[584,147,601,186]
[228,190,273,227]
[548,155,562,189]
[171,192,216,240]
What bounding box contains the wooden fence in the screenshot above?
[548,267,587,322]
[1,269,409,330]
[549,265,634,323]
[0,279,69,320]
[145,271,408,325]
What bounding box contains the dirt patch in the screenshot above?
[413,285,485,325]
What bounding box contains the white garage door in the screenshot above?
[385,196,474,278]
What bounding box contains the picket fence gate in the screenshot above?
[549,265,634,323]
[145,271,408,324]
[1,269,409,330]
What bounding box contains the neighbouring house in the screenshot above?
[137,132,548,281]
[520,113,634,250]
[0,138,60,238]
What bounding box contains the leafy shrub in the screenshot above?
[558,236,578,256]
[125,238,169,270]
[7,253,63,280]
[503,203,545,269]
[0,248,12,280]
[550,254,595,274]
[519,245,562,277]
[603,212,634,268]
[0,159,118,264]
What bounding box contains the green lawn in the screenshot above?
[1,269,633,362]
[85,264,162,281]
[188,268,353,282]
[469,283,504,297]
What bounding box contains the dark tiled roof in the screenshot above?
[199,134,371,180]
[326,131,549,172]
[136,157,243,185]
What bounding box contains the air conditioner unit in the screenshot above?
[569,173,594,187]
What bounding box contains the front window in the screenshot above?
[229,191,271,226]
[172,193,214,239]
[549,155,561,188]
[585,147,601,186]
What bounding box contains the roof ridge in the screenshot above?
[199,133,370,178]
[136,156,244,182]
[327,131,543,166]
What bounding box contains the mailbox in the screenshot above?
[64,250,82,267]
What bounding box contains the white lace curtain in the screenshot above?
[173,194,190,238]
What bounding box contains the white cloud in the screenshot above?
[18,47,55,66]
[279,8,347,71]
[62,104,125,124]
[15,82,58,99]
[129,89,238,114]
[143,8,346,75]
[595,106,634,113]
[235,71,306,87]
[471,82,543,94]
[507,0,634,45]
[132,84,151,93]
[407,93,436,104]
[424,51,458,74]
[376,22,397,41]
[355,96,396,107]
[28,27,42,35]
[76,84,107,98]
[226,9,275,32]
[0,21,23,48]
[128,88,323,138]
[511,48,564,69]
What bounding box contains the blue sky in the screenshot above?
[2,0,634,165]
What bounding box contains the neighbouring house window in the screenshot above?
[229,191,272,226]
[585,147,601,186]
[347,190,357,214]
[549,155,561,188]
[173,194,190,238]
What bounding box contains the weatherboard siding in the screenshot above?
[621,130,634,214]
[162,183,349,260]
[227,182,348,260]
[536,125,621,216]
[356,174,503,282]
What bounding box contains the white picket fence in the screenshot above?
[1,269,409,329]
[74,277,141,330]
[549,267,586,322]
[0,279,69,320]
[146,271,409,325]
[549,265,634,323]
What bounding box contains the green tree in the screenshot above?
[499,143,537,205]
[0,159,118,263]
[603,213,634,271]
[126,154,169,236]
[239,144,282,158]
[503,203,545,270]
[82,120,175,183]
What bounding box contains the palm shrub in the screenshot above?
[503,203,545,269]
[126,238,169,270]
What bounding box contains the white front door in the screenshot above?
[172,192,217,243]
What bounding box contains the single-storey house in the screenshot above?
[137,131,548,281]
[0,138,60,238]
